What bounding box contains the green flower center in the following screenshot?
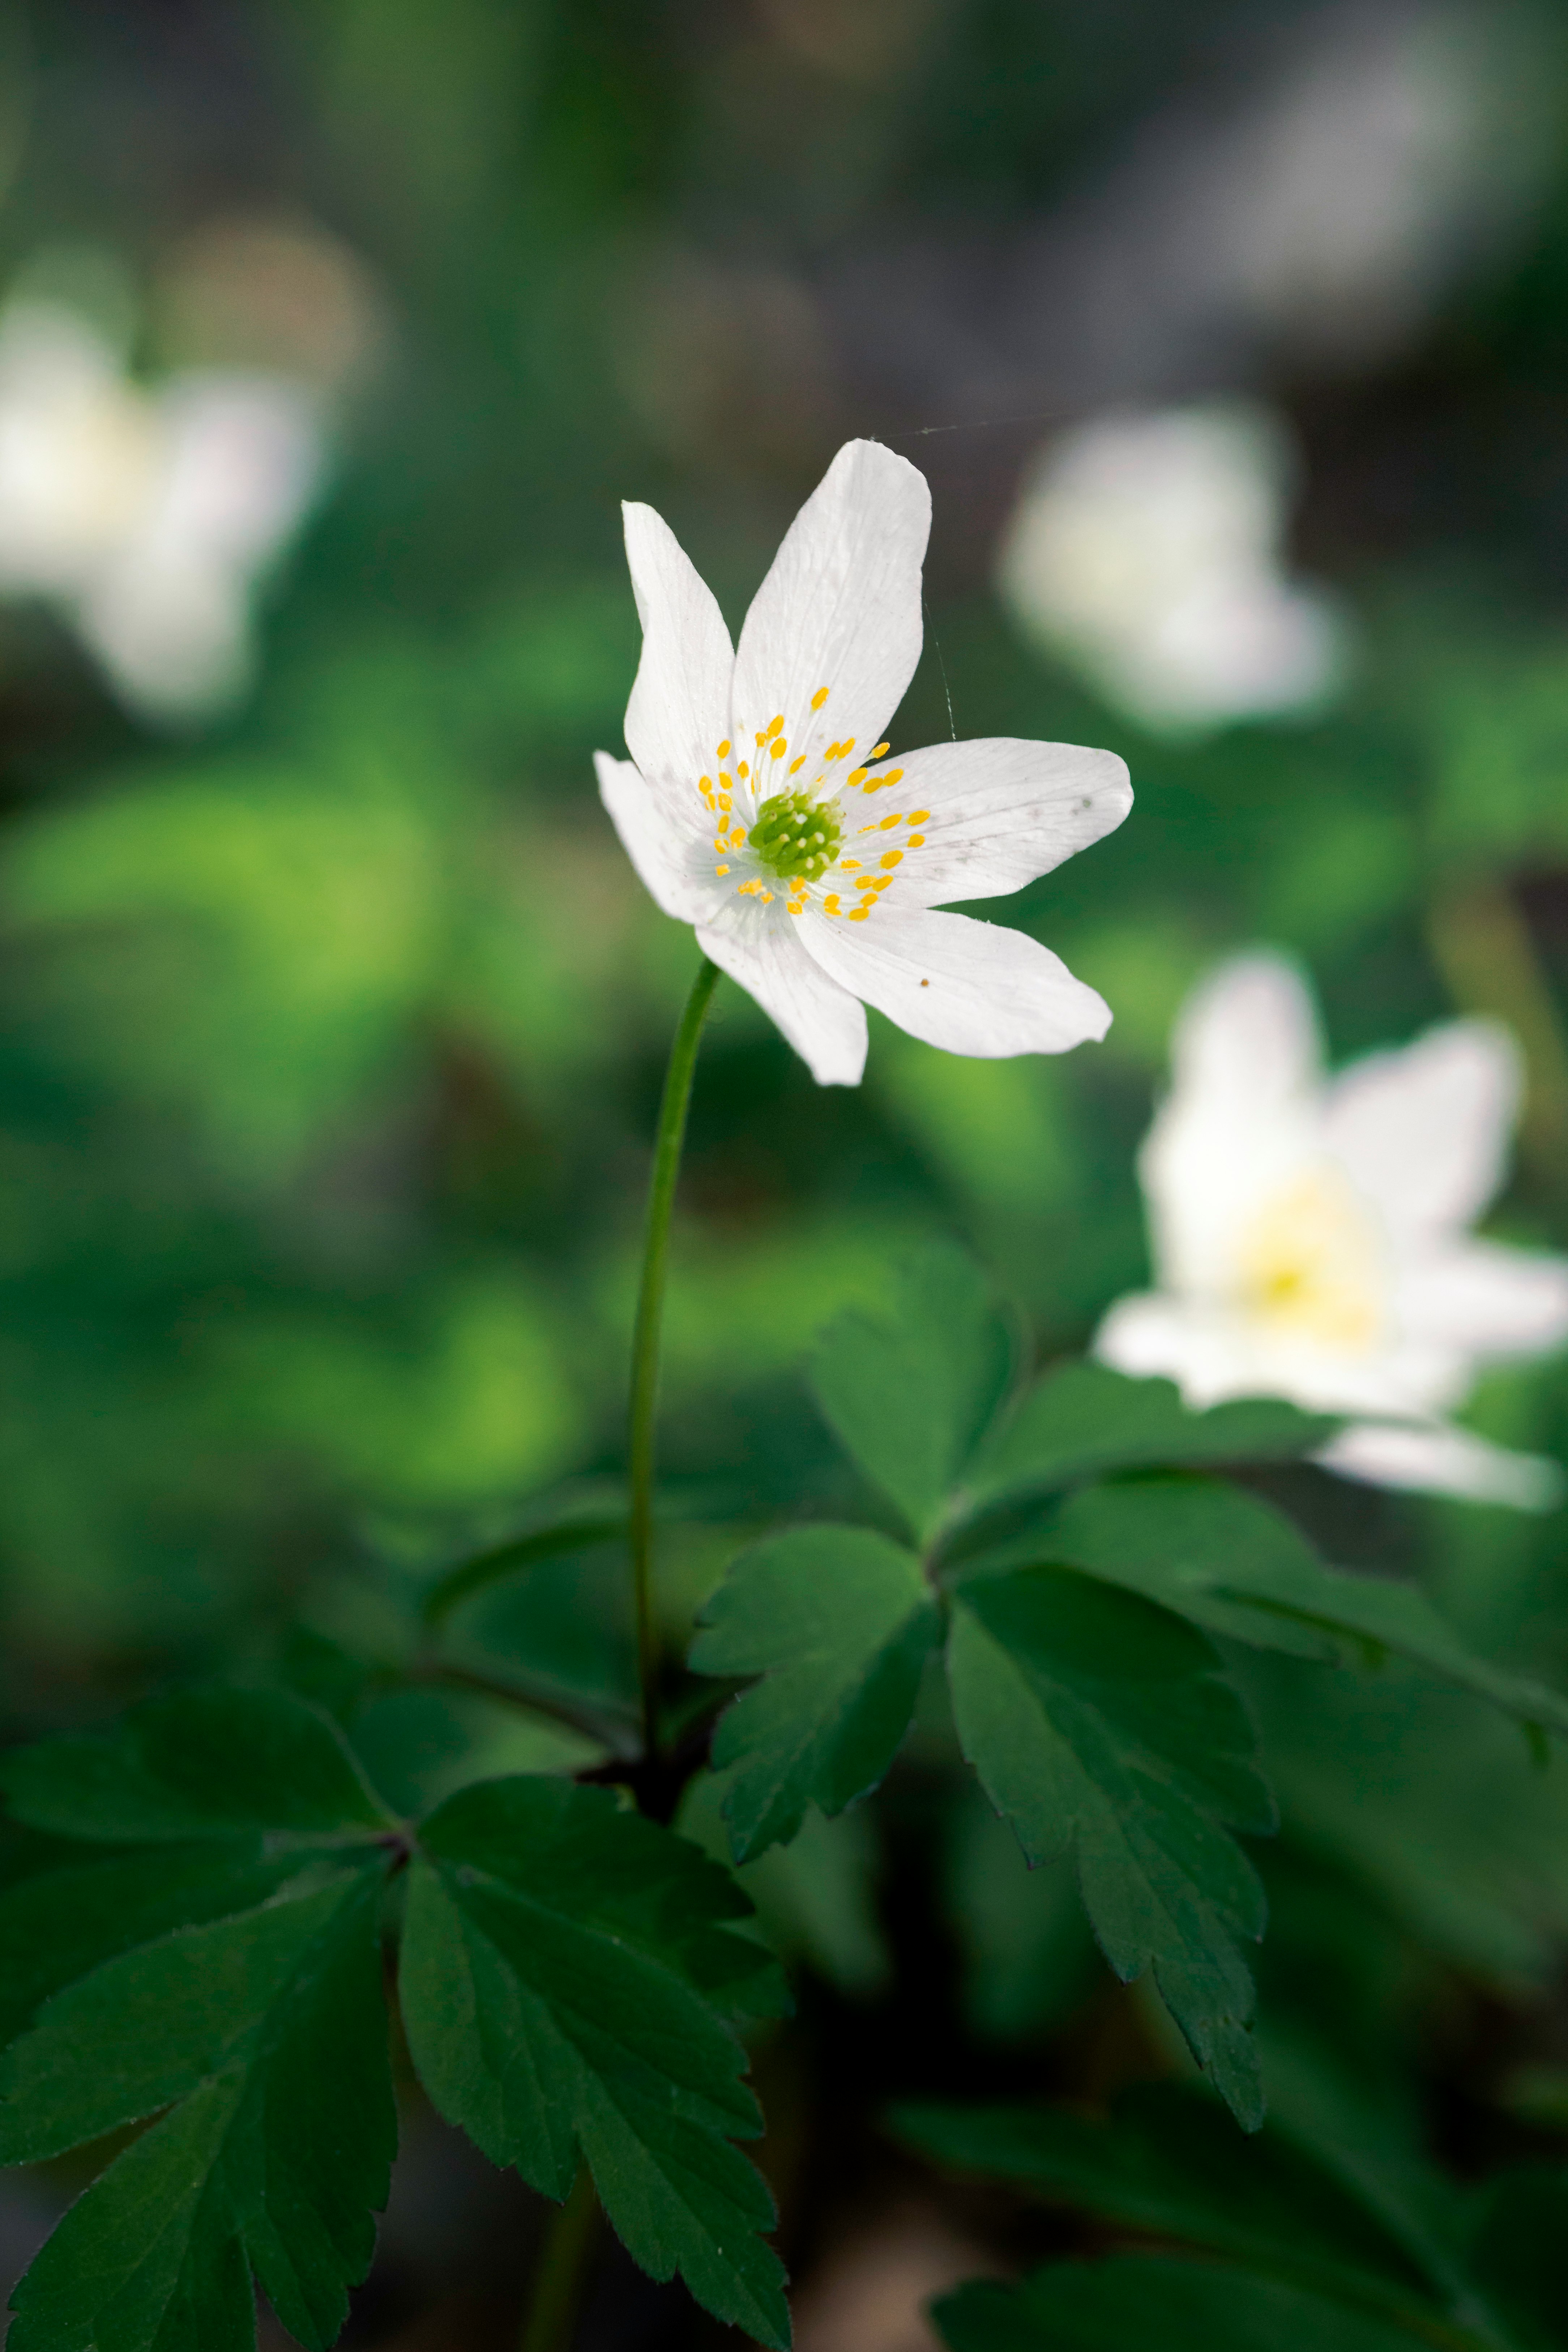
[747,791,841,883]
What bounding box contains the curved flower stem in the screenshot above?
[519,2167,599,2352]
[628,953,721,1761]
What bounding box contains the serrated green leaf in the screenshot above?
[809,1241,1015,1539]
[398,1776,790,2348]
[892,2086,1437,2316]
[2,1862,395,2352]
[691,1524,941,1861]
[933,2259,1436,2352]
[947,1569,1273,2126]
[0,1841,304,2051]
[0,1685,394,1844]
[1030,1478,1568,1737]
[965,1365,1335,1516]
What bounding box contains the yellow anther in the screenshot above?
[823,893,841,914]
[718,794,731,811]
[849,905,872,921]
[788,901,805,916]
[910,809,931,823]
[769,738,786,760]
[811,686,829,710]
[760,889,774,903]
[700,774,713,790]
[841,858,861,869]
[874,875,892,889]
[880,767,904,786]
[719,772,732,788]
[789,756,805,773]
[714,836,727,851]
[856,875,877,891]
[879,814,901,830]
[755,733,766,747]
[870,742,890,759]
[766,714,784,738]
[717,739,731,757]
[738,760,750,778]
[846,767,868,787]
[729,828,745,847]
[715,862,730,874]
[907,832,926,848]
[881,850,903,867]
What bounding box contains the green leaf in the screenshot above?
[690,1524,942,1861]
[892,2086,1437,2315]
[399,1776,791,2348]
[0,1685,394,1844]
[421,1503,630,1629]
[933,2259,1437,2352]
[0,1841,305,2052]
[1,1862,396,2352]
[947,1569,1273,2126]
[809,1241,1016,1539]
[1030,1478,1568,1736]
[965,1365,1335,1515]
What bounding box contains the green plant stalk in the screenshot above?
[628,953,721,1759]
[519,2167,599,2352]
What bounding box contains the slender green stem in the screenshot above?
[629,953,721,1760]
[519,2167,599,2352]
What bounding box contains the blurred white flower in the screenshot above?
[1096,950,1568,1507]
[0,288,325,722]
[597,438,1131,1086]
[997,404,1347,734]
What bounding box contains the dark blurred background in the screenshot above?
[5,3,1568,2345]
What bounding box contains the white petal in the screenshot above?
[1136,952,1323,1302]
[1399,1241,1568,1363]
[1168,949,1322,1114]
[595,752,714,925]
[1316,1421,1564,1511]
[696,910,867,1087]
[871,737,1132,908]
[731,440,929,780]
[1093,1292,1257,1405]
[1325,1019,1520,1243]
[621,500,735,796]
[802,905,1109,1059]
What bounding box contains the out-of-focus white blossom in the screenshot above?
[997,404,1347,734]
[1096,951,1568,1508]
[0,283,327,722]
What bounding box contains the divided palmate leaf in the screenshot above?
[398,1775,792,2349]
[0,1682,394,1844]
[1028,1477,1568,1738]
[964,1365,1336,1517]
[891,2086,1439,2319]
[0,1702,398,2352]
[946,1569,1275,2127]
[809,1241,1016,1540]
[690,1523,942,1860]
[932,2259,1430,2352]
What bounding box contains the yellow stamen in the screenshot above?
[879,814,902,830]
[717,739,732,756]
[719,772,732,788]
[766,714,784,738]
[823,893,841,914]
[870,743,890,759]
[715,862,730,874]
[811,687,829,710]
[730,828,745,847]
[910,810,930,824]
[789,756,804,773]
[846,767,868,787]
[769,738,786,760]
[849,905,871,921]
[881,851,902,868]
[907,833,926,848]
[738,760,750,778]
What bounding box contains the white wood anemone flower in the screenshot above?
[595,439,1133,1086]
[1096,951,1568,1509]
